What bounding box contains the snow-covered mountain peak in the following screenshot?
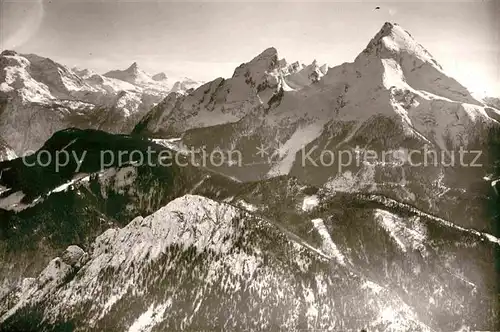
[361,22,441,69]
[72,67,97,79]
[170,77,200,93]
[152,72,168,81]
[252,46,279,68]
[103,62,153,85]
[484,96,500,110]
[127,61,139,71]
[364,22,407,51]
[349,22,480,106]
[232,47,279,79]
[254,46,278,61]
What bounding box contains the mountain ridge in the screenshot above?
[1,186,498,330]
[0,51,202,154]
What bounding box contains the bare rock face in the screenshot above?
[61,245,88,267]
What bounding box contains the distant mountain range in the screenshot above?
[0,50,202,155]
[0,22,499,332]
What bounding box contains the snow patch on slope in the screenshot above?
[0,141,17,162]
[267,124,325,177]
[127,300,172,332]
[374,209,428,254]
[237,200,258,212]
[311,218,345,266]
[301,195,319,212]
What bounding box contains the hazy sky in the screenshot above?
[1,0,499,95]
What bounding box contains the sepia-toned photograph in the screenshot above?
[0,0,499,331]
